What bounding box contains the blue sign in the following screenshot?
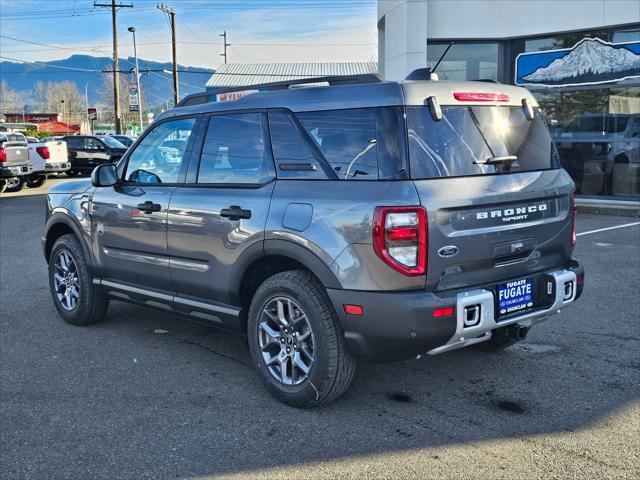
[515,37,640,87]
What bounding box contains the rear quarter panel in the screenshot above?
[266,180,426,291]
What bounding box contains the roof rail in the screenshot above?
[177,73,382,108]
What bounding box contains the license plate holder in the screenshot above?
[497,278,534,317]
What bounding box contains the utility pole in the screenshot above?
[158,4,178,105]
[220,30,230,64]
[94,1,132,134]
[128,26,144,133]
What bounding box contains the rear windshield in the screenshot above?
[407,106,559,179]
[101,136,126,149]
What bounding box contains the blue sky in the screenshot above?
[0,0,378,67]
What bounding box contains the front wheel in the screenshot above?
[66,170,79,177]
[248,270,357,408]
[0,179,6,194]
[48,234,109,325]
[25,173,46,188]
[5,177,23,192]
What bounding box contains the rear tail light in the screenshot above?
[570,187,577,247]
[0,146,6,163]
[453,92,510,102]
[373,206,427,276]
[36,146,50,160]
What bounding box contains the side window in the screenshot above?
[197,113,274,184]
[296,109,379,180]
[268,111,329,179]
[65,137,83,149]
[124,118,195,184]
[84,137,103,150]
[630,119,640,137]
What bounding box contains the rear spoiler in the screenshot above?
[176,73,382,108]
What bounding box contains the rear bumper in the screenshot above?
[1,164,30,178]
[46,162,70,172]
[327,259,584,363]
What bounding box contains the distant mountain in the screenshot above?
[0,54,214,108]
[522,38,640,85]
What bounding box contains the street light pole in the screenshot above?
[128,26,144,133]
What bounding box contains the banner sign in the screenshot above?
[215,89,259,103]
[129,84,139,112]
[87,108,97,121]
[515,38,640,88]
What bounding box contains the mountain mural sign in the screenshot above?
[515,37,640,88]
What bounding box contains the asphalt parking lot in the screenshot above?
[1,182,638,479]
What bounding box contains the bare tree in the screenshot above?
[0,80,25,113]
[98,72,146,132]
[31,81,85,124]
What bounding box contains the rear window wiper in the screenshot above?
[474,155,518,165]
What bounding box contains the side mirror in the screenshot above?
[91,163,118,187]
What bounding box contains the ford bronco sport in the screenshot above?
[43,75,584,407]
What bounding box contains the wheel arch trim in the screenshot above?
[43,212,93,266]
[228,239,343,305]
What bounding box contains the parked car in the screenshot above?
[44,77,584,407]
[554,113,640,195]
[62,135,127,176]
[107,134,136,148]
[27,137,71,183]
[0,132,31,193]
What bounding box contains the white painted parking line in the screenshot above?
[576,221,640,237]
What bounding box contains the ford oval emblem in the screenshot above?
[438,245,459,258]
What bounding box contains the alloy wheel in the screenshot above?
[258,296,315,386]
[53,250,80,311]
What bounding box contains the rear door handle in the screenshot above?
[220,205,252,220]
[137,201,161,213]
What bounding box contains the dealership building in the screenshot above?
[378,0,640,199]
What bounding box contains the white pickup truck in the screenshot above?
[29,137,71,174]
[0,132,31,193]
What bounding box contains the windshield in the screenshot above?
[113,136,133,146]
[407,106,559,179]
[101,136,126,149]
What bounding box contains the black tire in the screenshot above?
[248,270,356,408]
[66,170,79,177]
[5,176,23,192]
[25,173,47,188]
[0,179,6,194]
[48,233,109,326]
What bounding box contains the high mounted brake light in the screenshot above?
[453,92,510,102]
[373,206,427,276]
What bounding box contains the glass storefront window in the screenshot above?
[534,87,640,197]
[427,43,499,81]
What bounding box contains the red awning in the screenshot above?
[36,121,80,134]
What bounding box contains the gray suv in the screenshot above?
[43,77,584,407]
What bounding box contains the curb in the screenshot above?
[576,198,640,217]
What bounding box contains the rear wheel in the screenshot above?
[25,173,47,188]
[5,177,23,192]
[66,170,78,177]
[48,234,109,325]
[248,270,356,407]
[0,179,6,194]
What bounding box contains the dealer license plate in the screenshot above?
[498,278,533,316]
